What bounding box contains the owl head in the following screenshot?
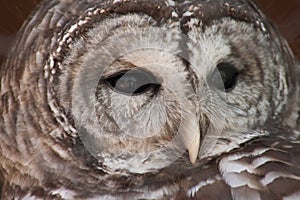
[38,0,297,175]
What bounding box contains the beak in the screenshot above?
[179,112,200,164]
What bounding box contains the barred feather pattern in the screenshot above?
[179,129,300,200]
[0,0,299,199]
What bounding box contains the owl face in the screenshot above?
[53,1,290,174]
[1,0,299,198]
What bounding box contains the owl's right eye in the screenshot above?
[104,69,161,96]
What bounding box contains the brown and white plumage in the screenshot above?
[0,0,299,199]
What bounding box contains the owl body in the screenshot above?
[0,0,300,199]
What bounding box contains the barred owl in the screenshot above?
[0,0,300,199]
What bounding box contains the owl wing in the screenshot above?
[174,127,300,199]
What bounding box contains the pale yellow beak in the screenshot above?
[179,112,200,164]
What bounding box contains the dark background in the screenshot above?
[0,0,300,65]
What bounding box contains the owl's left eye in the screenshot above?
[209,62,239,92]
[105,69,160,96]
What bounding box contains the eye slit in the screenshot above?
[105,69,161,96]
[210,62,239,92]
